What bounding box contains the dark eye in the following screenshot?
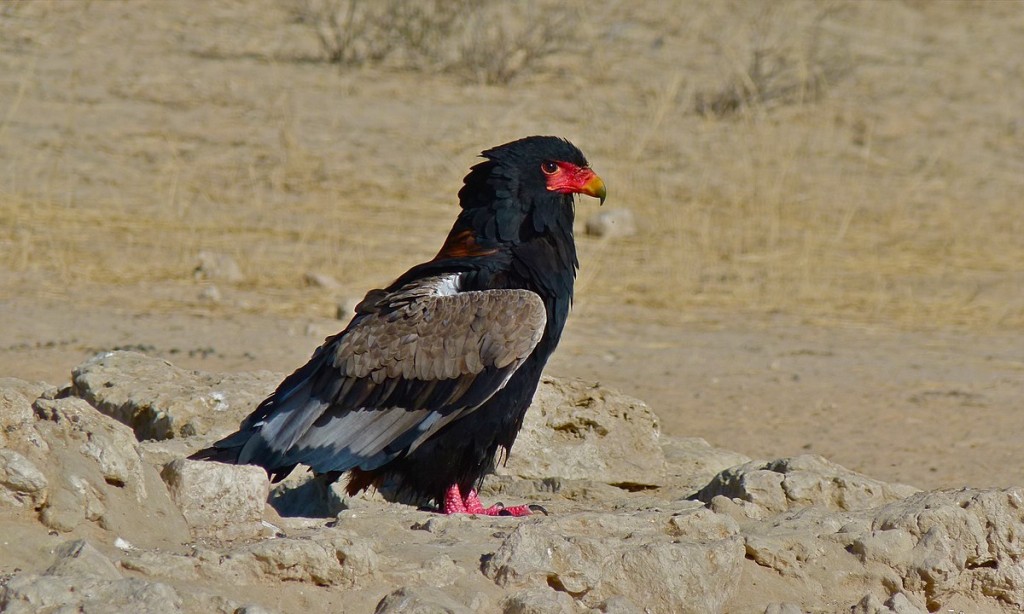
[541,161,558,175]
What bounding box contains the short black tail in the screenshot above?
[187,444,242,464]
[188,435,296,482]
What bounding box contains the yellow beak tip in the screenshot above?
[586,175,607,205]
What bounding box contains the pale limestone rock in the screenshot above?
[160,458,269,539]
[696,454,919,515]
[584,208,636,238]
[0,449,47,509]
[375,586,474,614]
[71,350,279,440]
[221,530,380,588]
[44,539,122,580]
[501,587,577,614]
[484,508,744,613]
[194,250,243,282]
[501,377,666,487]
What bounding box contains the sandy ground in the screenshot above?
[2,290,1023,494]
[1,0,1022,513]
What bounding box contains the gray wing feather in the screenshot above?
[250,286,546,472]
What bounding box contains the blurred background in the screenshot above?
[2,0,1021,326]
[1,0,1022,488]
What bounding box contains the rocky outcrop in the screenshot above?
[1,355,1023,613]
[160,458,271,540]
[499,376,667,487]
[483,505,744,613]
[696,454,920,517]
[70,351,279,440]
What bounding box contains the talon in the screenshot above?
[494,504,534,517]
[441,485,539,517]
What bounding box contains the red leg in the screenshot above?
[441,484,536,517]
[464,489,534,517]
[443,483,467,514]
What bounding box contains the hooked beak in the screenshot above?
[579,169,607,205]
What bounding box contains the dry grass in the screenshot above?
[1,0,1022,330]
[290,0,575,84]
[693,3,851,116]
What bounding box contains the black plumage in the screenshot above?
[191,136,606,515]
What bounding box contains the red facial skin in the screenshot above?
[542,161,607,203]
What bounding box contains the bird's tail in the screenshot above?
[187,443,241,464]
[187,428,254,463]
[188,430,296,482]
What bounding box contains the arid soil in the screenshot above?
[1,1,1023,612]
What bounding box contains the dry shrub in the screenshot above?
[694,3,851,116]
[454,2,571,85]
[0,1,27,17]
[290,0,572,84]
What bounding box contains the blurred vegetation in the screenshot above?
[290,0,574,84]
[1,0,1022,329]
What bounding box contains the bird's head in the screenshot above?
[455,136,606,245]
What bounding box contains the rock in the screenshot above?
[194,250,243,282]
[0,378,54,403]
[375,586,473,613]
[39,474,105,532]
[118,548,207,582]
[22,395,188,541]
[234,605,278,614]
[198,284,223,302]
[695,455,919,515]
[0,386,47,453]
[660,436,751,491]
[483,508,744,613]
[235,606,280,614]
[0,572,245,614]
[851,487,1024,610]
[32,398,140,511]
[71,351,279,440]
[227,538,346,585]
[222,530,380,588]
[44,539,122,580]
[501,587,577,613]
[160,458,269,539]
[500,377,667,487]
[480,474,627,509]
[584,208,636,238]
[851,592,927,614]
[0,388,35,436]
[414,555,463,587]
[0,450,48,509]
[0,388,189,541]
[31,396,149,500]
[304,271,340,289]
[594,595,644,613]
[881,593,927,614]
[138,436,211,467]
[5,369,1024,613]
[725,485,1024,611]
[0,574,185,614]
[268,470,336,517]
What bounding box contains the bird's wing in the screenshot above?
[233,285,546,474]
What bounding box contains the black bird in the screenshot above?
[191,136,606,516]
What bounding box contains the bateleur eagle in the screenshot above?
[191,136,606,516]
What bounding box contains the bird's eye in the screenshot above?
[541,161,559,175]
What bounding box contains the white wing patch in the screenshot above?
[428,274,462,296]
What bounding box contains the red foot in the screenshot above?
[442,484,536,517]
